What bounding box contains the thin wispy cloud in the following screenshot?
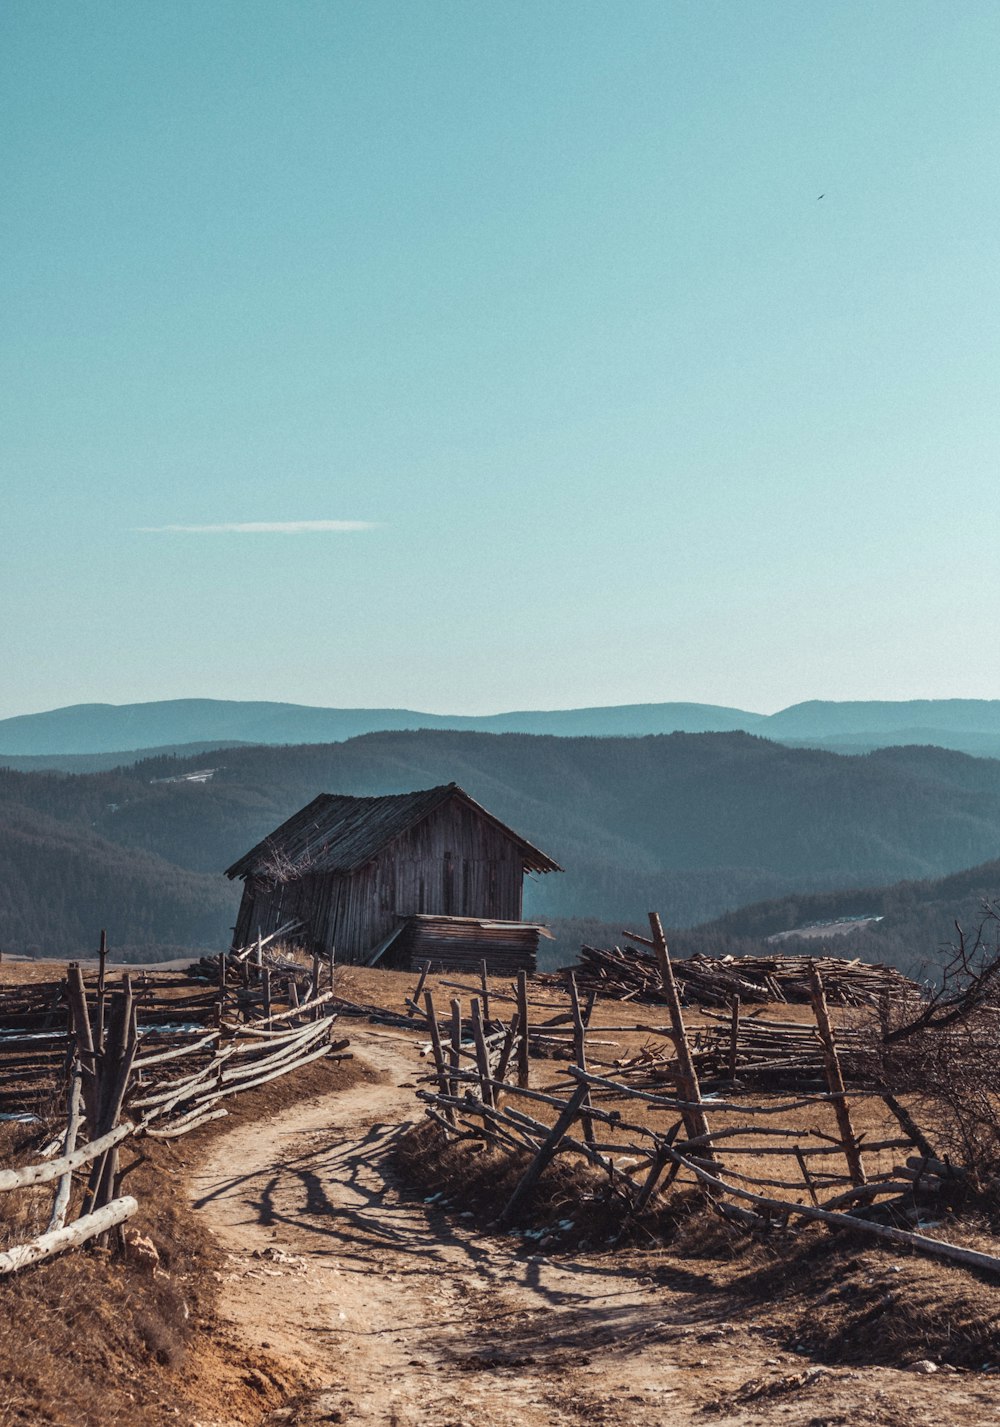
[138,520,379,535]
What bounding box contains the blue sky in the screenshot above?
[3,2,1000,718]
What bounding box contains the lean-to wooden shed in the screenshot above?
[225,783,561,971]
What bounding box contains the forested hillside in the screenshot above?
[0,799,234,957]
[3,729,1000,959]
[669,856,1000,978]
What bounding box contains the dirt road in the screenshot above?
[189,1027,999,1427]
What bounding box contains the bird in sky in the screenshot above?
[817,193,825,200]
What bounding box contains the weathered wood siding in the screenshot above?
[233,794,528,963]
[232,870,333,950]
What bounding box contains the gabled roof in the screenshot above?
[225,783,561,880]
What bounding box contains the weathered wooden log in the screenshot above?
[568,972,595,1146]
[422,991,454,1126]
[449,999,462,1100]
[133,1030,221,1069]
[0,1121,135,1193]
[66,964,99,1132]
[134,1014,337,1110]
[470,998,495,1111]
[408,962,430,1017]
[479,960,491,1027]
[494,1014,520,1087]
[146,1108,229,1139]
[0,1196,139,1276]
[47,1066,83,1232]
[567,1065,885,1117]
[87,983,139,1213]
[516,970,530,1088]
[226,989,337,1030]
[638,914,716,1164]
[216,1024,338,1090]
[727,996,741,1081]
[498,1082,593,1228]
[147,1039,343,1121]
[809,966,865,1186]
[881,1092,936,1159]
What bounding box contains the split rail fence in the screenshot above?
[0,930,348,1275]
[405,916,1000,1280]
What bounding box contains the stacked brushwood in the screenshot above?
[566,944,919,1008]
[409,915,1000,1280]
[691,1008,869,1091]
[0,933,349,1276]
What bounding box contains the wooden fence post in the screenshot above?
[727,995,741,1082]
[470,998,495,1110]
[423,991,454,1126]
[216,949,227,1026]
[568,972,595,1145]
[645,913,716,1162]
[793,1145,820,1206]
[66,964,99,1135]
[479,960,491,1027]
[516,970,530,1089]
[310,953,321,1013]
[449,998,462,1101]
[408,960,430,1017]
[85,980,139,1221]
[494,1013,520,1088]
[498,1082,591,1228]
[809,965,866,1187]
[96,930,108,1053]
[47,1065,83,1232]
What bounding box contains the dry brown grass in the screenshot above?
[0,1114,226,1427]
[720,1229,1000,1369]
[393,1116,707,1250]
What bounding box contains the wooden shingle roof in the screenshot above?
[225,782,561,880]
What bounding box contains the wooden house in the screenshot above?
[225,783,561,972]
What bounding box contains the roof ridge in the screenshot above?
[225,781,560,879]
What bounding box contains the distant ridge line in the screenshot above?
[5,696,1000,759]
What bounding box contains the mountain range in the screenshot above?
[9,697,1000,765]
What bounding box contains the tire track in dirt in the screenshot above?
[188,1027,999,1427]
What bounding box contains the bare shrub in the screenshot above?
[863,910,1000,1196]
[249,838,321,891]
